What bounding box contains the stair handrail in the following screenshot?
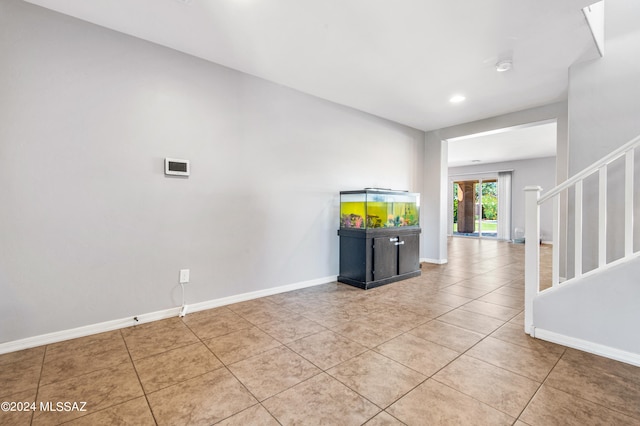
[540,133,640,203]
[524,132,640,336]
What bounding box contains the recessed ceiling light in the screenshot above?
[495,59,513,72]
[449,94,466,103]
[471,159,481,163]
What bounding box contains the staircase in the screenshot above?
[524,134,640,366]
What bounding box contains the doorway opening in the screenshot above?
[452,178,498,238]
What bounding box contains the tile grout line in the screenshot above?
[37,342,145,425]
[30,345,47,426]
[182,307,315,425]
[39,330,154,425]
[119,328,160,426]
[398,272,529,421]
[8,239,634,424]
[538,353,640,422]
[179,312,269,420]
[512,345,568,424]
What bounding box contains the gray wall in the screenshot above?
[531,0,640,358]
[448,157,557,242]
[0,1,424,343]
[421,135,448,263]
[534,256,640,355]
[567,0,640,274]
[423,103,568,263]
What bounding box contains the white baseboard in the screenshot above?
[0,275,336,355]
[421,258,448,264]
[186,275,337,314]
[533,327,640,367]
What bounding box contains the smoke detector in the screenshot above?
[495,59,513,72]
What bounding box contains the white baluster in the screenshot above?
[598,166,607,267]
[524,186,542,336]
[575,181,583,279]
[625,150,634,257]
[552,195,560,287]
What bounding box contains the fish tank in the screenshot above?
[340,189,420,229]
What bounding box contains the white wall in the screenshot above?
[448,157,557,242]
[0,1,425,343]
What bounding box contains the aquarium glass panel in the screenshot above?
[340,190,420,228]
[340,193,367,228]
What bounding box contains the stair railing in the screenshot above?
[524,134,640,335]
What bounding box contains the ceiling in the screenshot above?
[447,121,557,167]
[24,0,597,132]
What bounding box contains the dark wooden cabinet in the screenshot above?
[398,233,420,275]
[373,236,398,281]
[338,188,421,289]
[338,227,421,289]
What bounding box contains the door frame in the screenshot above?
[449,172,499,239]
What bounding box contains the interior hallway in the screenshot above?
[1,238,639,425]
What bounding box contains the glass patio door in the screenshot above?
[452,178,498,239]
[478,180,498,238]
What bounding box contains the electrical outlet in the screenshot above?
[179,269,190,284]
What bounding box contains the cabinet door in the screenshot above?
[398,234,420,275]
[339,234,368,282]
[373,236,398,281]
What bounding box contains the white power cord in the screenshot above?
[179,282,187,317]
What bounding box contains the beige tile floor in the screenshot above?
[2,238,640,425]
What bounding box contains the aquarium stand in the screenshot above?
[337,227,421,290]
